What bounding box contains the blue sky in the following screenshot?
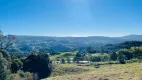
[0,0,142,37]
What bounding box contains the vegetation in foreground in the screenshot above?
[50,64,91,77]
[45,63,142,80]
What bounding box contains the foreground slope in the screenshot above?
[44,63,142,80]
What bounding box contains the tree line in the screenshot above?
[74,46,142,64]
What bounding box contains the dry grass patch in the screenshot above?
[44,63,142,80]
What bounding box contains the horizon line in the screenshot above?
[14,34,142,38]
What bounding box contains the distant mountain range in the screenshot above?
[8,35,142,53]
[120,35,142,41]
[16,34,142,43]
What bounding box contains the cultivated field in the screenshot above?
[44,63,142,80]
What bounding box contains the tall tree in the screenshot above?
[0,30,16,49]
[118,53,126,64]
[0,52,10,80]
[0,30,16,80]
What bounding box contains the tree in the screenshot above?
[86,46,96,53]
[0,49,11,63]
[130,47,142,59]
[118,53,126,64]
[0,30,16,79]
[74,50,88,61]
[92,56,101,62]
[0,30,16,49]
[110,52,118,61]
[22,53,53,80]
[0,52,10,80]
[118,50,133,60]
[49,48,58,55]
[11,59,23,73]
[100,53,109,61]
[66,57,71,63]
[61,58,65,64]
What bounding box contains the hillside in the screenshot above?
[121,35,142,41]
[7,35,142,53]
[101,41,142,52]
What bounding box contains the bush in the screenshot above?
[61,58,65,64]
[22,53,53,79]
[119,59,126,64]
[11,60,23,73]
[9,71,33,80]
[17,70,27,78]
[0,51,10,80]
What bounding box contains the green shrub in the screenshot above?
[22,53,53,79]
[11,60,23,73]
[0,52,10,80]
[17,70,27,78]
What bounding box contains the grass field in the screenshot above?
[44,63,142,80]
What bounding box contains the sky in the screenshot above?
[0,0,142,37]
